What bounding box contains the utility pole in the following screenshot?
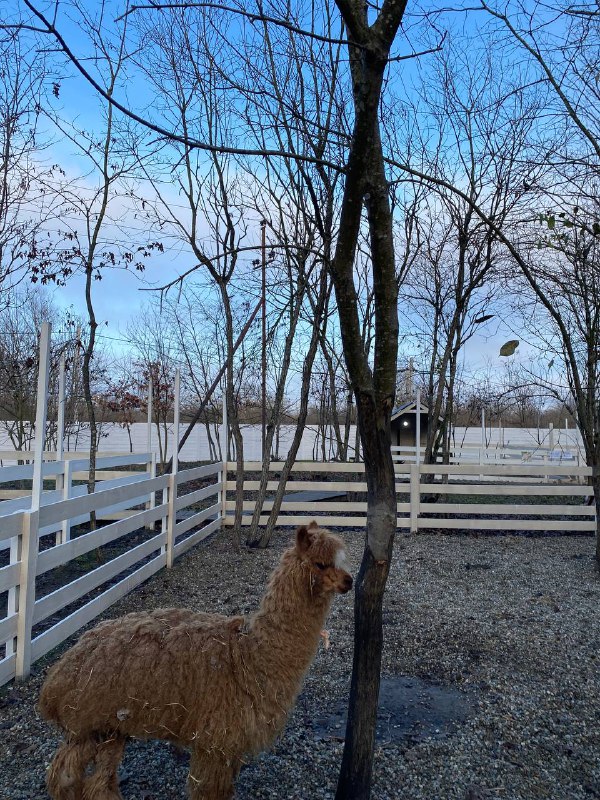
[261,219,267,460]
[73,325,82,426]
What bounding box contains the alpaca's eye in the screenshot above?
[315,562,328,570]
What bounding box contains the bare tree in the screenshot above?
[395,40,541,463]
[162,290,235,462]
[8,1,451,795]
[31,4,158,517]
[125,305,178,470]
[480,0,600,164]
[512,196,600,502]
[129,7,267,547]
[0,287,94,453]
[0,29,57,305]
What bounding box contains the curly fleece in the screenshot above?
[39,522,352,800]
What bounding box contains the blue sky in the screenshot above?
[5,0,536,372]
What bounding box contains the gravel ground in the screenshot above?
[1,529,599,800]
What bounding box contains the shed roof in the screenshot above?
[391,401,430,420]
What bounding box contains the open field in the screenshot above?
[1,528,599,799]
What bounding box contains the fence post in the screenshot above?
[15,511,40,679]
[410,462,420,533]
[415,388,421,466]
[544,423,555,482]
[56,353,66,458]
[145,451,156,531]
[16,321,51,679]
[480,408,485,480]
[146,378,156,532]
[31,322,51,503]
[60,458,73,545]
[6,534,19,659]
[55,354,67,545]
[219,390,228,526]
[146,374,153,453]
[166,369,180,567]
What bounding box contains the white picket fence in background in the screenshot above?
[0,423,585,466]
[391,442,582,466]
[223,460,595,532]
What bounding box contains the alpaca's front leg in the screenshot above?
[187,749,238,800]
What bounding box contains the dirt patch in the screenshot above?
[311,675,474,746]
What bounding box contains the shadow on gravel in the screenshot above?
[311,676,474,747]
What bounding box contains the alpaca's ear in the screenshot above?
[307,520,319,531]
[296,525,312,552]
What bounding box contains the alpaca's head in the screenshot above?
[295,521,353,594]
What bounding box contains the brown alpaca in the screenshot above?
[39,522,352,800]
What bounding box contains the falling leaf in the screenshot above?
[474,314,495,325]
[499,340,519,357]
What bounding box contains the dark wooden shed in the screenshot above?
[390,401,430,449]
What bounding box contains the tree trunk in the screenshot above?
[205,418,217,462]
[246,286,304,546]
[594,475,600,567]
[215,283,244,550]
[82,273,98,530]
[336,547,391,799]
[336,411,396,799]
[331,23,403,788]
[229,401,244,551]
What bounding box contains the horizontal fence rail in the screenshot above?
[0,453,159,551]
[391,443,583,466]
[0,459,224,687]
[224,460,596,533]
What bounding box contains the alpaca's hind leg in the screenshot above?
[46,735,97,800]
[82,735,126,800]
[187,750,239,800]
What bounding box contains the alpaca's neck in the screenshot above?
[246,550,332,679]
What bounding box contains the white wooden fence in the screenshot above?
[224,460,596,533]
[391,443,581,466]
[0,459,223,687]
[0,452,157,549]
[0,456,595,688]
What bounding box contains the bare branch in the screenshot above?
[22,0,348,172]
[480,0,600,160]
[117,1,357,48]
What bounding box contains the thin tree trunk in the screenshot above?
[246,284,304,546]
[164,298,262,473]
[205,418,216,462]
[256,274,330,547]
[82,270,98,529]
[81,75,118,529]
[213,281,244,550]
[593,475,600,566]
[336,537,392,798]
[336,407,397,799]
[330,5,405,789]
